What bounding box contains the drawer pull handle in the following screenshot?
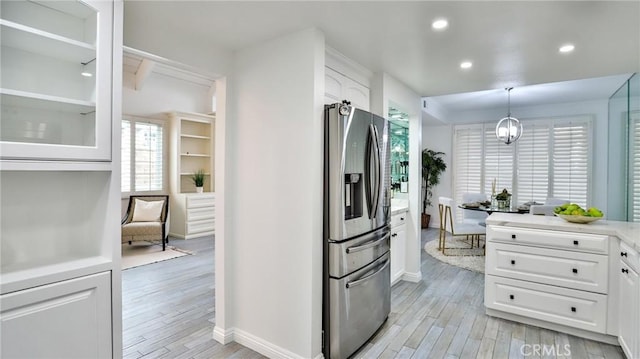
[511,260,516,265]
[573,240,579,245]
[400,217,404,220]
[572,268,578,274]
[571,307,576,313]
[392,233,397,237]
[509,294,514,300]
[622,268,629,274]
[511,234,516,239]
[621,252,628,257]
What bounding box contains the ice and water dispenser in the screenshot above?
[344,173,362,219]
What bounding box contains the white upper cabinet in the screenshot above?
[325,67,370,111]
[0,0,113,161]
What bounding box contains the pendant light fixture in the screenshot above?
[495,87,522,145]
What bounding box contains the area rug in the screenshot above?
[424,237,485,273]
[121,242,193,270]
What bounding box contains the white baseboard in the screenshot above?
[168,231,186,239]
[213,326,322,359]
[402,271,422,283]
[213,326,234,344]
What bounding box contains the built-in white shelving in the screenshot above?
[169,111,216,239]
[0,1,121,357]
[0,19,96,63]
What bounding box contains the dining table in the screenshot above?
[459,204,530,214]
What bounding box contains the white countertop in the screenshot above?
[486,213,640,251]
[390,199,409,215]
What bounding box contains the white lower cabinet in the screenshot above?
[1,272,112,358]
[390,212,407,285]
[618,240,639,359]
[485,225,610,336]
[170,193,215,239]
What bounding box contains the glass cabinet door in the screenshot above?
[0,0,113,161]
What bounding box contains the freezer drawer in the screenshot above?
[328,227,390,278]
[329,252,390,359]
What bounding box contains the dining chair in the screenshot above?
[438,196,486,256]
[461,192,489,225]
[529,197,569,216]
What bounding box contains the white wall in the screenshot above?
[217,28,325,358]
[421,124,453,227]
[423,98,610,216]
[123,2,231,77]
[122,71,213,117]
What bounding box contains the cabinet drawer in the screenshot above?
[187,219,215,235]
[619,240,639,273]
[486,242,608,293]
[485,275,607,334]
[186,194,215,209]
[390,213,407,228]
[487,226,608,254]
[1,272,112,358]
[187,207,215,222]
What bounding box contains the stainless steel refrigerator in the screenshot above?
[323,102,391,359]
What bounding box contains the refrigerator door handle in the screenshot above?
[345,258,390,288]
[346,232,390,254]
[366,123,381,219]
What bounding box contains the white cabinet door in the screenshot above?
[325,67,370,111]
[0,0,114,161]
[1,272,112,359]
[619,258,639,359]
[390,224,406,285]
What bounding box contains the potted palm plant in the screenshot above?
[191,169,206,193]
[421,149,447,228]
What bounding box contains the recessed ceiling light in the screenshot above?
[432,19,448,30]
[559,44,575,53]
[460,61,473,69]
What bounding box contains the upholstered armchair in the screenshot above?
[122,195,169,251]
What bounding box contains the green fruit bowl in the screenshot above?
[555,213,603,224]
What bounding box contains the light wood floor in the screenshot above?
[122,230,625,359]
[122,237,266,359]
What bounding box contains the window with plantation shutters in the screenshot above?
[483,127,514,198]
[631,114,640,221]
[552,119,590,208]
[121,117,165,193]
[451,116,591,215]
[517,122,550,204]
[453,125,483,207]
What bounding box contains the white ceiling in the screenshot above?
[124,1,639,116]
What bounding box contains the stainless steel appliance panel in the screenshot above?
[326,105,390,241]
[329,252,391,359]
[327,227,390,278]
[371,113,391,229]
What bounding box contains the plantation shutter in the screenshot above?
[453,125,483,209]
[516,122,550,204]
[483,127,514,198]
[631,115,640,222]
[552,120,590,208]
[121,120,131,193]
[134,122,164,191]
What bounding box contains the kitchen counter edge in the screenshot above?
[485,213,640,251]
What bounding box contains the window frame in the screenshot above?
[121,115,168,197]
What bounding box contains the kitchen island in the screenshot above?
[485,213,640,358]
